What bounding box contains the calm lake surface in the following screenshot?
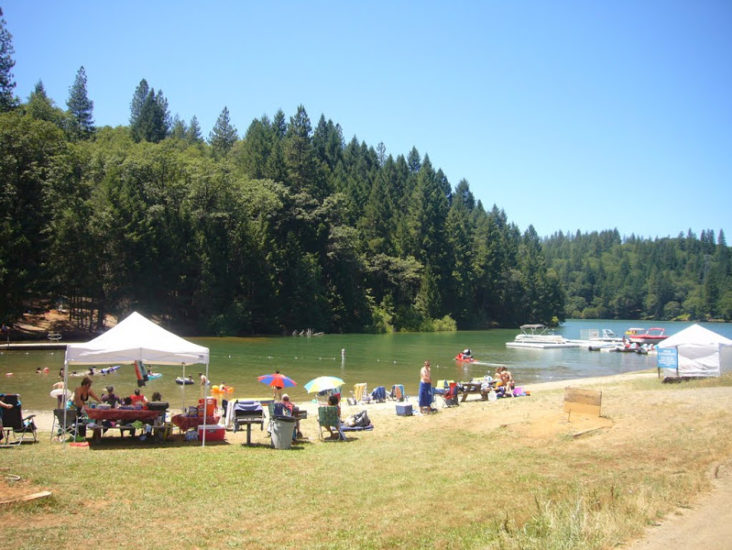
[2,319,731,411]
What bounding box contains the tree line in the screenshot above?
[543,229,731,321]
[0,10,565,334]
[1,10,728,334]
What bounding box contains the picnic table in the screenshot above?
[459,382,488,402]
[84,407,164,440]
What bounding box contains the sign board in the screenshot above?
[563,387,602,417]
[657,347,678,370]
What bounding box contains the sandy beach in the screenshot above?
[26,370,659,433]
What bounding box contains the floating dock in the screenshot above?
[1,341,69,351]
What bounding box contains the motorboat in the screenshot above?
[455,349,476,362]
[577,328,624,350]
[505,324,580,349]
[625,327,668,344]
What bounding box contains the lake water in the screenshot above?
[2,319,731,411]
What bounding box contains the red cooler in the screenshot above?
[197,424,225,442]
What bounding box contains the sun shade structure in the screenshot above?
[62,311,211,445]
[65,311,208,365]
[657,324,732,378]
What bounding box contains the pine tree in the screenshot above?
[209,106,237,156]
[26,81,64,125]
[66,66,95,139]
[129,80,169,142]
[187,115,203,143]
[129,79,149,127]
[0,8,17,111]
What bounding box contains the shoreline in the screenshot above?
[26,369,657,432]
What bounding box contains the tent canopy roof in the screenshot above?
[64,311,209,366]
[658,324,732,349]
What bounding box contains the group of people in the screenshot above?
[71,377,162,413]
[418,359,520,412]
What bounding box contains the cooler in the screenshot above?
[396,403,413,416]
[197,424,225,442]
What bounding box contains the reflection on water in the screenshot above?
[2,319,730,410]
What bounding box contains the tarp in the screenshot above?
[65,311,208,366]
[657,324,732,378]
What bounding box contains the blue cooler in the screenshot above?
[396,403,413,416]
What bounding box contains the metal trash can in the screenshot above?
[270,416,296,449]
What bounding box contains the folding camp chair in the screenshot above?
[441,383,460,407]
[370,386,387,403]
[0,394,37,446]
[390,384,406,402]
[350,383,369,405]
[51,408,84,442]
[317,406,345,441]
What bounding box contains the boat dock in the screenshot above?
[1,341,68,351]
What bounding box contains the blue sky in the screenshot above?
[4,1,731,240]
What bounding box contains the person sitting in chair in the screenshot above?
[326,394,341,438]
[129,388,147,407]
[102,385,123,408]
[281,394,303,439]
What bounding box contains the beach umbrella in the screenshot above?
[258,372,297,388]
[304,376,345,393]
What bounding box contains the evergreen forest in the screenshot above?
[0,12,729,335]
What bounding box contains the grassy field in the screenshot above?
[2,373,732,549]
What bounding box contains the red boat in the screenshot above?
[625,327,668,344]
[455,350,475,363]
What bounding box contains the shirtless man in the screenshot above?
[419,360,432,414]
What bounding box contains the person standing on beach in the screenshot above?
[419,360,432,414]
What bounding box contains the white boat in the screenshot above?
[505,324,580,349]
[576,328,624,350]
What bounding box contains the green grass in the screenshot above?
[2,375,732,549]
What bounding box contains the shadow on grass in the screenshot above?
[87,435,231,450]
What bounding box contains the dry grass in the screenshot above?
[2,373,732,549]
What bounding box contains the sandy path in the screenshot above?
[624,462,732,550]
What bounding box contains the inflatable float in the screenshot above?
[211,384,234,395]
[50,388,72,400]
[176,377,194,385]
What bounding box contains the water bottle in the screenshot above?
[488,388,497,402]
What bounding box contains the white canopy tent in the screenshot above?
[657,324,732,378]
[62,311,212,445]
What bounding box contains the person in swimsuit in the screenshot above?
[73,377,101,411]
[72,377,100,438]
[419,360,433,414]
